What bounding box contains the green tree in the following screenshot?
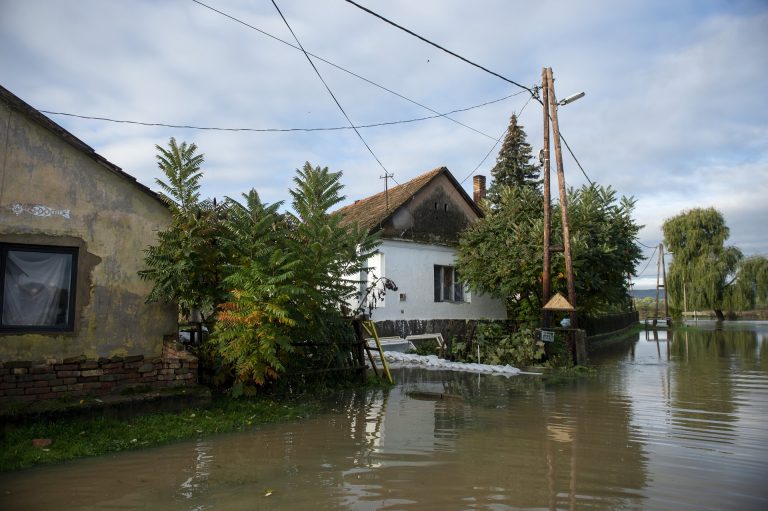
[724,256,768,311]
[487,114,541,203]
[211,163,379,389]
[139,138,226,319]
[663,207,742,320]
[457,183,642,323]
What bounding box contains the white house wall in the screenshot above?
[365,239,506,322]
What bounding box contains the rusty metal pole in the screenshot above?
[542,68,552,329]
[546,67,578,328]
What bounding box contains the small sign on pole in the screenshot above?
[540,329,555,343]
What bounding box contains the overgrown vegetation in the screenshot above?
[457,117,642,328]
[140,139,381,393]
[0,396,320,472]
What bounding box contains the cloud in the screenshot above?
[1,0,766,286]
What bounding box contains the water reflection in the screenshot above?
[1,323,768,510]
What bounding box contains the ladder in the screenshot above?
[361,320,394,384]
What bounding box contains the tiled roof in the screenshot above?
[336,166,480,231]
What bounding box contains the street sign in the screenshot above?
[540,329,555,343]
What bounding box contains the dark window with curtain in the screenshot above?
[434,265,466,302]
[0,244,78,332]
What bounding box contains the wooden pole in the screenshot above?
[546,68,578,328]
[654,243,662,325]
[661,245,670,321]
[542,68,552,328]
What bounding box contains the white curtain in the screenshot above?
[2,250,72,327]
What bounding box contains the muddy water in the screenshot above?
[2,321,768,510]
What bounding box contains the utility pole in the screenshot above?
[654,243,670,325]
[380,172,394,212]
[541,68,552,328]
[545,67,578,328]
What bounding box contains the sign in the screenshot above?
[540,329,555,343]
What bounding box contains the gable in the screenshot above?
[338,167,481,245]
[0,84,165,207]
[381,173,479,244]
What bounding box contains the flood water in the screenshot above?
[2,321,768,510]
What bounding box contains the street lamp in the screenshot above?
[558,91,585,107]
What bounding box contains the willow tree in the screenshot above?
[724,256,768,311]
[662,208,742,320]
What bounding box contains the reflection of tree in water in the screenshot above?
[394,369,649,510]
[669,329,744,432]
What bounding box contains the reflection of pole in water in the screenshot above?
[546,435,556,511]
[654,330,661,358]
[569,435,577,511]
[667,329,672,361]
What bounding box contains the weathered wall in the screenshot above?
[0,101,176,362]
[0,339,198,406]
[361,239,507,322]
[379,173,476,244]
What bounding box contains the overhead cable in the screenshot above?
[636,246,658,279]
[190,0,502,141]
[38,91,523,133]
[270,0,390,174]
[459,89,536,185]
[343,0,535,96]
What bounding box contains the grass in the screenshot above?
[0,395,320,472]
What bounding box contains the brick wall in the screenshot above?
[0,340,198,405]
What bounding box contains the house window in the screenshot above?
[434,265,466,302]
[0,244,78,332]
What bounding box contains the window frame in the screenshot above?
[0,243,78,333]
[433,264,467,303]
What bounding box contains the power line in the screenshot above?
[343,0,535,96]
[38,91,524,133]
[638,241,659,249]
[636,245,658,279]
[270,0,390,174]
[557,130,593,186]
[190,0,502,141]
[459,92,536,185]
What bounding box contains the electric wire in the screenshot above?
[636,245,658,279]
[270,0,389,174]
[638,241,659,250]
[343,0,534,96]
[339,0,596,189]
[38,91,524,133]
[459,91,536,185]
[190,0,502,141]
[557,131,593,186]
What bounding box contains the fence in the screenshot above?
[581,311,639,337]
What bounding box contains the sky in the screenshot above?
[1,0,766,288]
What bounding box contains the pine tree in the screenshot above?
[487,114,541,203]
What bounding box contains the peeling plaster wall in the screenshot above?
[0,102,176,362]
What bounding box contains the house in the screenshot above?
[338,167,506,341]
[0,85,194,404]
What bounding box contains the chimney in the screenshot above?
[473,175,486,203]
